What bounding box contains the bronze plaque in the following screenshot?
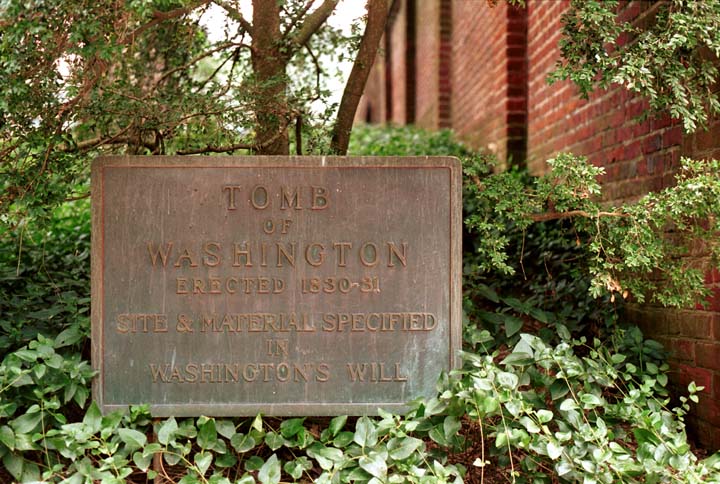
[91,156,461,416]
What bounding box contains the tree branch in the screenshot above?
[153,41,245,89]
[330,0,390,154]
[529,210,630,222]
[212,0,254,36]
[177,117,292,155]
[176,141,254,155]
[122,1,210,45]
[290,0,339,50]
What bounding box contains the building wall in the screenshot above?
[415,0,440,128]
[451,1,509,161]
[524,0,719,449]
[530,0,719,449]
[527,0,683,203]
[386,0,409,125]
[357,0,720,449]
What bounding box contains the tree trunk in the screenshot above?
[330,0,389,155]
[251,0,289,155]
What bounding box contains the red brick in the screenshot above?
[696,343,720,371]
[662,127,682,148]
[711,315,720,340]
[688,418,720,451]
[677,364,713,395]
[667,339,696,364]
[666,311,713,339]
[694,395,720,426]
[705,268,720,284]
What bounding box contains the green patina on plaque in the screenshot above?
[91,156,462,416]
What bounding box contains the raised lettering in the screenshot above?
[359,242,379,267]
[233,243,253,267]
[203,242,222,266]
[222,185,242,210]
[311,186,328,210]
[305,243,325,267]
[387,242,408,267]
[281,187,302,209]
[147,242,173,267]
[251,185,269,209]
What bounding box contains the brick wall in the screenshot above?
[529,0,719,448]
[527,0,682,203]
[451,1,508,161]
[415,0,440,128]
[357,0,720,450]
[390,0,409,125]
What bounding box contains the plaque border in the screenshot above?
[91,156,462,416]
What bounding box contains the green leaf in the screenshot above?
[550,380,570,400]
[2,452,23,481]
[329,415,347,437]
[117,428,147,451]
[475,284,500,302]
[307,443,345,471]
[559,398,578,412]
[194,451,213,476]
[252,414,263,432]
[504,315,524,337]
[216,420,236,439]
[197,418,217,450]
[547,441,563,460]
[388,436,423,460]
[359,451,388,479]
[536,409,553,423]
[353,416,378,449]
[333,431,354,447]
[501,351,534,366]
[258,454,281,484]
[496,371,519,389]
[133,451,153,471]
[0,426,15,451]
[579,393,603,408]
[245,455,265,471]
[231,433,256,453]
[280,417,305,438]
[443,416,461,440]
[157,417,178,445]
[55,325,84,348]
[264,431,286,451]
[633,428,660,446]
[284,457,312,480]
[215,453,238,468]
[610,353,626,364]
[519,416,541,434]
[10,412,41,434]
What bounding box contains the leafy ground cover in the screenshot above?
[1,126,720,483]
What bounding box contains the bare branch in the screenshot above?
[330,0,390,154]
[154,41,245,89]
[64,192,91,202]
[176,141,254,155]
[212,0,254,36]
[290,0,339,50]
[284,1,315,37]
[177,118,291,155]
[529,210,630,222]
[305,44,323,102]
[295,115,303,155]
[122,1,210,45]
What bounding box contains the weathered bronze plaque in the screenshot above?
[91,156,461,416]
